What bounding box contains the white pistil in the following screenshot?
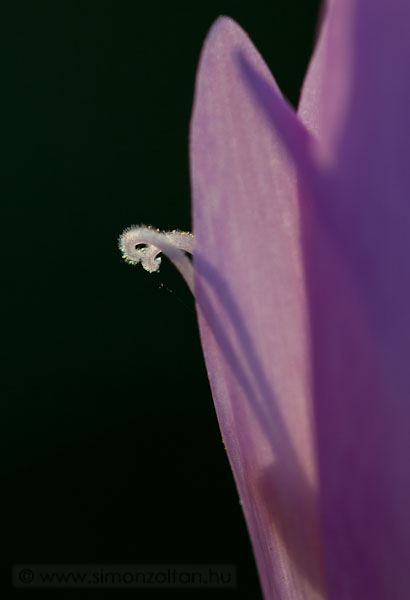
[118,225,194,293]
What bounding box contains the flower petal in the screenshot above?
[190,17,324,599]
[299,1,410,597]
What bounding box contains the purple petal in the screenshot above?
[299,1,410,597]
[190,17,324,599]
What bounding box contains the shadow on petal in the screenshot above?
[195,253,325,596]
[235,50,315,186]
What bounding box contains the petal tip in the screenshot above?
[203,15,250,50]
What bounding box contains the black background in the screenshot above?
[3,1,320,597]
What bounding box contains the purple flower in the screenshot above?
[120,1,410,598]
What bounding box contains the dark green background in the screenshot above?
[3,1,320,597]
